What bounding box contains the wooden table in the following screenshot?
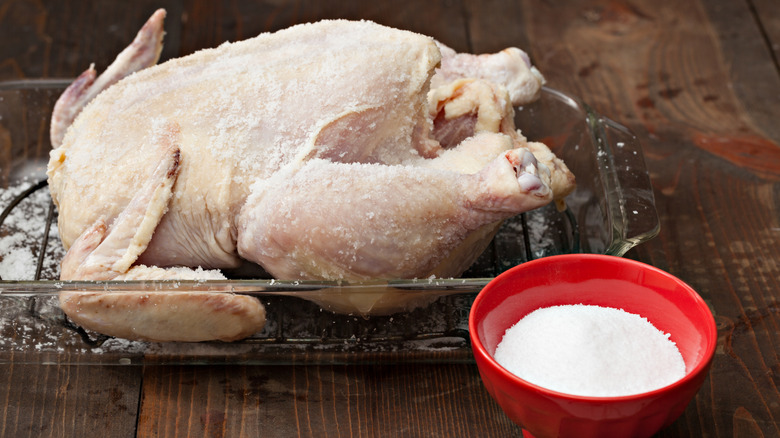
[1,0,778,436]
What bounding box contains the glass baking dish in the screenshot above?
[0,80,659,365]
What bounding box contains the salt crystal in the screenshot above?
[494,304,685,397]
[0,179,67,280]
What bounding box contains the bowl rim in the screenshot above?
[469,253,718,402]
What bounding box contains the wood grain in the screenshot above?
[137,364,521,438]
[751,0,780,67]
[0,360,141,437]
[512,1,780,436]
[1,0,779,437]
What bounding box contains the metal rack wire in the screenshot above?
[0,179,54,281]
[0,178,577,357]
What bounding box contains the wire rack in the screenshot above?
[0,179,54,281]
[0,177,578,364]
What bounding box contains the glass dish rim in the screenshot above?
[0,81,659,295]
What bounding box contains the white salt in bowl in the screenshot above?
[469,254,717,438]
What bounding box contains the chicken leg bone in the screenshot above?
[432,42,546,106]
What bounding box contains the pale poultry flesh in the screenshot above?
[47,9,575,342]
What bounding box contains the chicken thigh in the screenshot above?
[48,11,574,341]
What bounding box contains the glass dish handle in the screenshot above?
[598,116,660,255]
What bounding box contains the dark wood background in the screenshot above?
[1,0,779,436]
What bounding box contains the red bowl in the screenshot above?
[469,254,717,438]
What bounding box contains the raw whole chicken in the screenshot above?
[48,9,574,342]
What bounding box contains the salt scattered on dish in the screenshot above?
[494,304,686,397]
[0,176,66,280]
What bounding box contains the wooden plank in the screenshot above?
[0,361,141,438]
[0,0,183,80]
[698,0,780,144]
[750,0,780,71]
[137,364,521,438]
[462,0,534,54]
[176,0,468,55]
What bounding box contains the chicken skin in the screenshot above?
[48,10,574,341]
